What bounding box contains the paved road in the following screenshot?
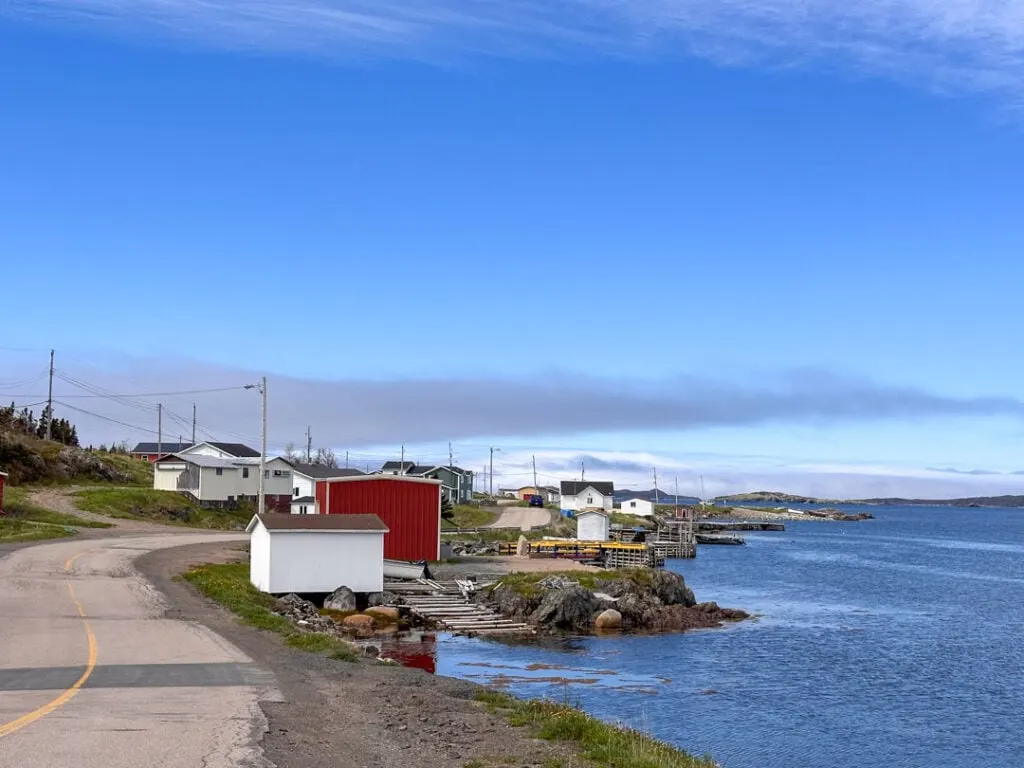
[0,533,278,768]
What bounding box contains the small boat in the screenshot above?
[696,534,746,546]
[383,559,427,580]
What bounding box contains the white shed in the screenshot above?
[576,510,610,542]
[247,513,389,594]
[620,498,655,517]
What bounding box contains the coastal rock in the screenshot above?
[650,571,696,607]
[343,613,376,629]
[530,585,597,632]
[325,586,357,612]
[367,591,399,608]
[594,609,622,630]
[366,606,400,622]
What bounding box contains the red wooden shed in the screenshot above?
[315,475,441,562]
[0,471,7,514]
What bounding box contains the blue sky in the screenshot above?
[2,1,1024,497]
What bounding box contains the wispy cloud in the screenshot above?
[7,356,1024,449]
[7,1,1024,98]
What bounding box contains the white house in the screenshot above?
[283,461,365,515]
[559,481,615,513]
[247,513,389,594]
[619,498,655,517]
[153,453,293,506]
[576,510,610,541]
[179,441,261,460]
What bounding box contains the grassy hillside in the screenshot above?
[0,430,153,486]
[75,488,253,529]
[2,486,112,529]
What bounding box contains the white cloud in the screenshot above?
[7,0,1024,98]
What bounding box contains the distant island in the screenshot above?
[713,490,1024,508]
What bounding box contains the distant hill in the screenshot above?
[614,488,700,505]
[854,495,1024,508]
[715,491,832,505]
[712,490,1024,509]
[0,429,152,486]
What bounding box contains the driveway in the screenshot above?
[488,506,552,531]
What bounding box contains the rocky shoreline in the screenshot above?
[479,570,748,635]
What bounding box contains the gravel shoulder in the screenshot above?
[135,541,582,768]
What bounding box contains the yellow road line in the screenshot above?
[0,548,99,739]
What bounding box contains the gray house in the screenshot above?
[378,461,475,504]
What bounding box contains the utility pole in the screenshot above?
[532,454,538,493]
[345,451,349,469]
[305,426,312,463]
[489,447,500,498]
[157,403,162,458]
[400,444,405,473]
[653,467,660,505]
[674,476,679,507]
[581,461,585,483]
[258,377,267,517]
[45,349,54,441]
[191,402,196,445]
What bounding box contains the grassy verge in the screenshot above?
[610,512,655,529]
[0,518,76,543]
[3,486,113,529]
[475,690,715,768]
[182,562,358,661]
[75,488,253,529]
[442,504,500,529]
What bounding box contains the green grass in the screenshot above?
[183,562,358,661]
[610,512,655,529]
[75,488,253,529]
[3,486,112,529]
[475,690,715,768]
[91,452,154,486]
[0,518,76,542]
[443,504,499,529]
[494,568,656,597]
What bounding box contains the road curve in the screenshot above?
[0,533,278,768]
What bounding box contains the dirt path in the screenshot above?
[27,487,183,533]
[136,541,582,768]
[488,506,551,531]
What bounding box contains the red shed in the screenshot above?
[0,471,7,514]
[316,475,441,562]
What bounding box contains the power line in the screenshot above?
[54,400,164,436]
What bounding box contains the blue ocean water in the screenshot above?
[394,506,1024,767]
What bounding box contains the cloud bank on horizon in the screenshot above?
[7,0,1024,99]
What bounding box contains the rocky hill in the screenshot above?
[0,429,152,486]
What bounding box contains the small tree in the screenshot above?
[314,447,338,468]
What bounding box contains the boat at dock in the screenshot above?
[383,559,428,580]
[696,533,746,546]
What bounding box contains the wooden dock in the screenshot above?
[386,580,534,636]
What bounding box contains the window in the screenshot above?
[293,487,299,497]
[299,505,308,515]
[273,470,290,478]
[242,468,249,479]
[141,455,149,461]
[587,496,593,504]
[629,501,636,508]
[264,470,270,478]
[215,468,223,476]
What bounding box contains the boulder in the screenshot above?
[367,591,399,608]
[324,586,357,612]
[342,614,376,629]
[594,609,622,630]
[529,585,597,632]
[366,606,400,622]
[515,535,531,557]
[650,571,696,607]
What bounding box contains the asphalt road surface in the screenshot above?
[0,533,278,768]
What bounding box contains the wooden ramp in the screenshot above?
[400,593,534,636]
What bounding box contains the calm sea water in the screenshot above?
[388,505,1024,768]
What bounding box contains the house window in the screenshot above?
[141,455,149,461]
[264,470,270,478]
[215,468,223,476]
[299,505,308,515]
[273,470,290,478]
[587,496,593,504]
[242,468,249,479]
[629,501,636,508]
[293,487,299,497]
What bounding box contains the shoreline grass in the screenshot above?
[182,562,358,661]
[476,690,716,768]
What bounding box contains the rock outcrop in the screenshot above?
[480,570,748,636]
